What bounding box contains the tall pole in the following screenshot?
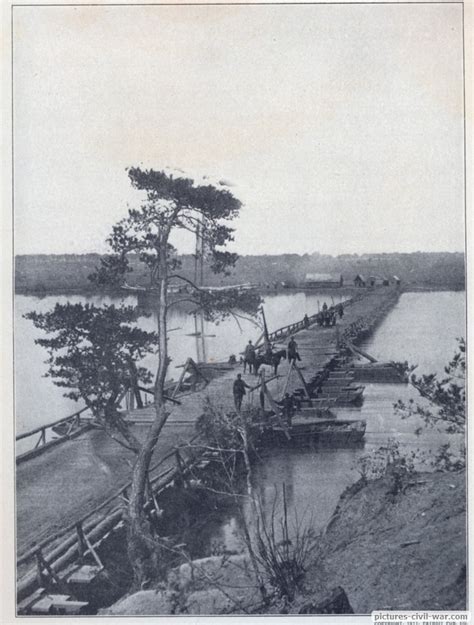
[260,306,270,350]
[194,223,201,286]
[200,222,204,286]
[194,218,207,363]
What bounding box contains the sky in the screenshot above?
[13,2,465,256]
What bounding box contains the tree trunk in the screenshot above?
[239,415,268,605]
[104,398,141,453]
[128,357,144,409]
[127,238,171,588]
[127,401,169,586]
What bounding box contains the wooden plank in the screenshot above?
[17,588,46,613]
[281,361,294,399]
[293,365,311,399]
[51,599,89,613]
[262,385,291,440]
[347,341,378,363]
[67,565,101,584]
[171,358,190,399]
[31,594,75,615]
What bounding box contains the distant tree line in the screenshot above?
[15,250,465,293]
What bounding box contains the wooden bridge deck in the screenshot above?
[16,288,397,561]
[16,424,195,559]
[124,331,338,423]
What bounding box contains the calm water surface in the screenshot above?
[199,291,466,554]
[15,291,347,434]
[15,290,466,555]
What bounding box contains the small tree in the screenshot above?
[24,303,158,453]
[394,338,465,468]
[89,167,261,585]
[194,402,318,607]
[357,339,466,492]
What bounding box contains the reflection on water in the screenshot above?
[189,291,466,556]
[15,290,348,433]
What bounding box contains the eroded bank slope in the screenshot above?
[307,469,466,613]
[103,469,466,615]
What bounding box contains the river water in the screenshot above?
[15,290,465,556]
[190,290,466,556]
[15,290,348,434]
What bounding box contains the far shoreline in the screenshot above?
[14,283,466,298]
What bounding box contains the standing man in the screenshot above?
[243,340,256,374]
[288,337,301,365]
[233,373,251,412]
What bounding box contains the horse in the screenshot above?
[254,349,287,375]
[243,351,257,374]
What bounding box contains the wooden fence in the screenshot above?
[16,407,92,463]
[261,296,356,345]
[17,434,205,602]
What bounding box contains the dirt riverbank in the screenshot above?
[102,468,466,615]
[305,469,466,613]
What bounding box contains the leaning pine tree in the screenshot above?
[90,167,261,586]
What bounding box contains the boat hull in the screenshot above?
[253,419,366,448]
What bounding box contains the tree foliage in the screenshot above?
[394,338,465,435]
[195,401,318,606]
[89,168,261,321]
[87,167,261,587]
[358,339,466,486]
[90,168,240,287]
[24,303,158,451]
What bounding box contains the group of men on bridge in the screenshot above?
[235,334,303,413]
[232,372,299,423]
[317,302,344,327]
[242,335,302,377]
[232,303,345,415]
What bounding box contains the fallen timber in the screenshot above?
[16,287,401,613]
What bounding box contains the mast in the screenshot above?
[194,218,207,363]
[260,306,270,350]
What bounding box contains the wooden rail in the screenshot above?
[17,434,204,601]
[260,296,355,345]
[16,407,90,442]
[16,299,357,457]
[17,348,216,462]
[16,407,92,463]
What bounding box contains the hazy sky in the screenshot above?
[13,3,465,256]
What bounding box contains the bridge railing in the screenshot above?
[17,433,205,602]
[15,406,91,460]
[263,297,355,345]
